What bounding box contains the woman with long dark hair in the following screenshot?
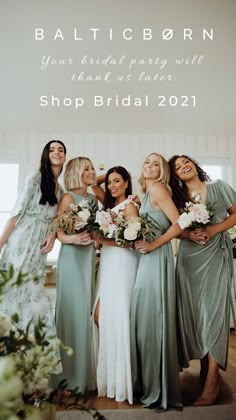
[168,154,236,406]
[91,166,138,404]
[0,140,66,339]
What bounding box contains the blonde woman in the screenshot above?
[130,153,182,410]
[50,156,97,392]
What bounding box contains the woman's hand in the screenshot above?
[135,240,155,253]
[40,233,56,253]
[128,194,141,206]
[73,230,93,246]
[204,225,219,241]
[188,229,208,244]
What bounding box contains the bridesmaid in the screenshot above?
[130,153,183,410]
[0,140,66,344]
[50,156,97,392]
[168,155,236,405]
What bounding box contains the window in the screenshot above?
[47,239,61,263]
[0,164,19,234]
[200,158,230,183]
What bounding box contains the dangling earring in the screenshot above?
[178,179,182,188]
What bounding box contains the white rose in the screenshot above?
[124,227,138,241]
[107,224,118,238]
[128,220,141,232]
[78,199,89,208]
[178,212,196,229]
[192,204,210,224]
[78,209,90,222]
[95,210,112,225]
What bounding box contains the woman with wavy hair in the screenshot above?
[168,154,236,406]
[130,153,183,410]
[0,140,66,362]
[92,166,138,404]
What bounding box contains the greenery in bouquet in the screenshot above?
[52,199,97,235]
[228,225,236,248]
[0,266,104,420]
[95,208,155,247]
[178,191,215,230]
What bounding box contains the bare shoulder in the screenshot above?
[124,201,139,217]
[58,193,74,210]
[150,182,170,199]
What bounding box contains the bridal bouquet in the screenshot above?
[52,199,97,235]
[95,209,155,246]
[178,191,215,230]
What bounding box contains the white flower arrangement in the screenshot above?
[52,199,97,235]
[95,208,155,246]
[178,191,215,230]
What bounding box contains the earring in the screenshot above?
[178,179,182,188]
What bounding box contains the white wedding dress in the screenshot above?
[91,199,138,404]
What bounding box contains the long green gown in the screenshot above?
[50,192,96,392]
[176,180,236,370]
[130,192,182,410]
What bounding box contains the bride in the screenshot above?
[92,166,138,404]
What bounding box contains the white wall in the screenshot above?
[0,132,235,191]
[0,0,235,134]
[0,1,235,189]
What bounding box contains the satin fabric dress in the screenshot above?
[130,192,182,410]
[91,199,138,404]
[50,192,96,392]
[176,179,236,370]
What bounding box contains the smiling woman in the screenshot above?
[168,154,236,406]
[91,166,138,404]
[0,140,66,367]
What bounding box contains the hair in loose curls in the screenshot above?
[39,140,66,206]
[139,153,172,195]
[104,166,132,210]
[168,154,210,209]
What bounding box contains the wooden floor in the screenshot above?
[72,331,236,411]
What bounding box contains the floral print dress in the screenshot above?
[0,171,63,371]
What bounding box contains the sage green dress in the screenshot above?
[130,192,182,410]
[176,180,236,370]
[50,192,96,392]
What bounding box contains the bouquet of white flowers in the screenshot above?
[178,191,215,230]
[52,199,97,235]
[95,209,155,247]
